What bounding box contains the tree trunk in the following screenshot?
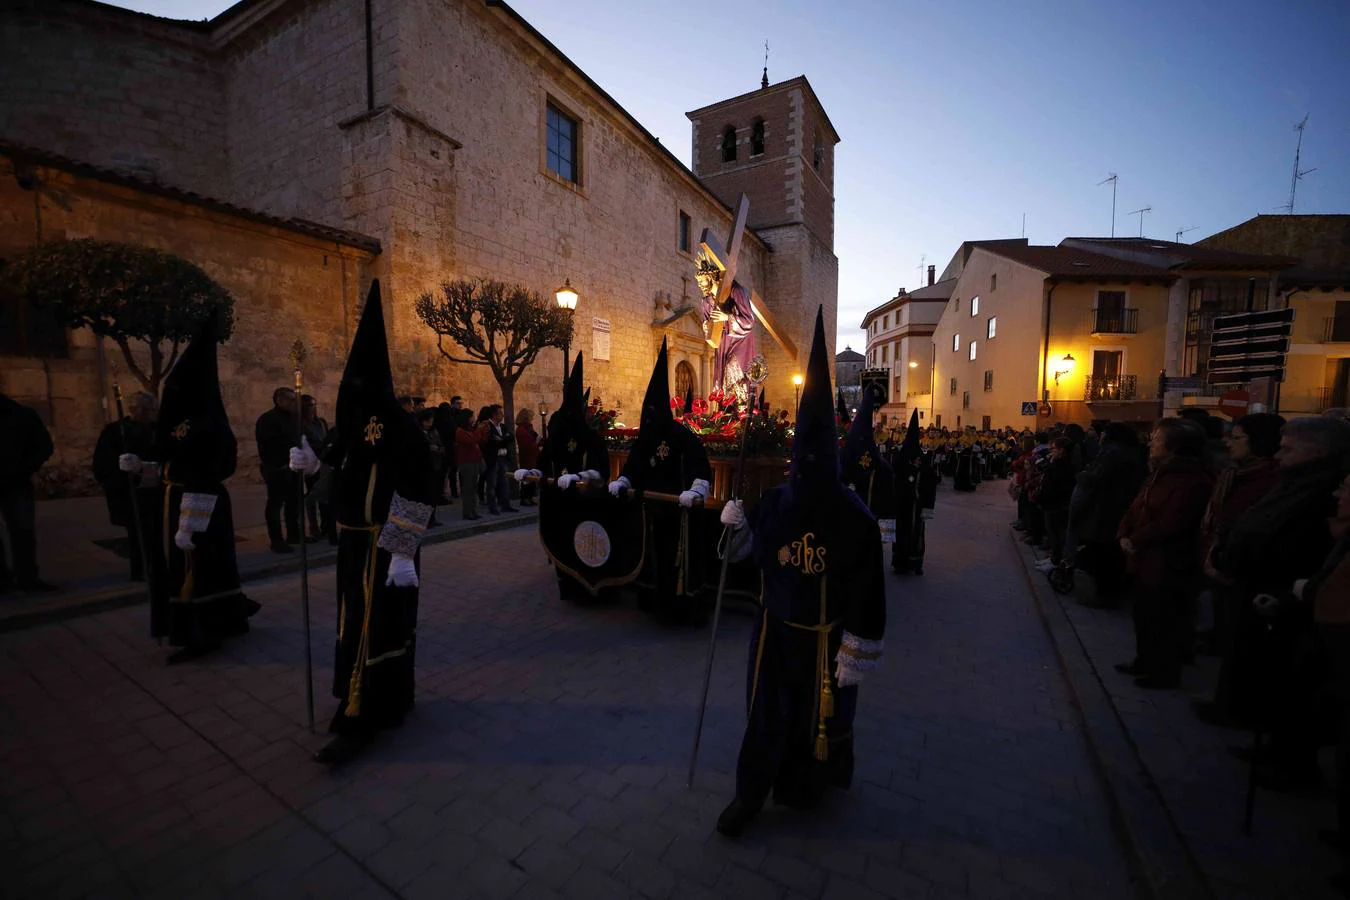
[499,375,519,472]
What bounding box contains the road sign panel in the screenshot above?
[1217,389,1250,418]
[1020,401,1037,416]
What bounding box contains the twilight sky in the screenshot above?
[110,0,1349,350]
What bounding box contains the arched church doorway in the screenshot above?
[674,360,696,404]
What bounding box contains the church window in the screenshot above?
[970,295,980,317]
[949,377,957,396]
[721,126,737,163]
[678,211,691,253]
[750,119,765,156]
[546,103,580,184]
[987,317,997,340]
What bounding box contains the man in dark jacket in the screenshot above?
[1116,418,1214,689]
[92,390,160,581]
[1069,423,1145,607]
[255,387,303,553]
[1214,415,1350,789]
[0,393,56,592]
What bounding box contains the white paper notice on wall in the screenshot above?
[592,317,611,362]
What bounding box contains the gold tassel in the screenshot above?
[815,723,829,761]
[344,667,363,718]
[820,681,834,719]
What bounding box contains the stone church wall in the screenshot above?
[0,157,376,494]
[0,1,228,198]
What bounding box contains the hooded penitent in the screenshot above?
[334,281,408,478]
[841,380,895,515]
[158,309,236,489]
[539,353,607,477]
[835,388,849,428]
[622,337,711,493]
[898,410,922,466]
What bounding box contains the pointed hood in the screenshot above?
[561,352,585,420]
[789,307,841,491]
[836,388,849,427]
[898,409,923,464]
[638,337,674,434]
[336,280,402,446]
[842,379,882,467]
[158,308,227,437]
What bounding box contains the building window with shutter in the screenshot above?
[950,377,958,396]
[987,317,997,340]
[721,126,737,162]
[546,103,580,184]
[984,370,994,391]
[962,391,971,410]
[969,341,977,361]
[953,334,960,352]
[970,295,980,317]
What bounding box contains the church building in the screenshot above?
[0,0,839,484]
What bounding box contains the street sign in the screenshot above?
[1206,307,1295,386]
[1020,401,1038,416]
[1216,389,1250,418]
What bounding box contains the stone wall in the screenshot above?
[0,156,376,495]
[0,0,227,198]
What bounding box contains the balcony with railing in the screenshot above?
[1085,374,1139,402]
[1090,308,1139,335]
[1321,317,1350,343]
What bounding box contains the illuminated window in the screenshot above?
[987,317,997,339]
[970,295,980,317]
[953,334,960,352]
[969,341,977,361]
[546,104,579,184]
[984,370,994,391]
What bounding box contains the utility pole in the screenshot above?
[1098,173,1118,237]
[1285,115,1315,213]
[1128,206,1151,238]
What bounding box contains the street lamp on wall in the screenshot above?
[1053,353,1076,386]
[791,373,803,410]
[555,278,579,389]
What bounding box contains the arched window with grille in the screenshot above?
[721,126,737,163]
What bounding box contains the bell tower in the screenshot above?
[686,75,839,252]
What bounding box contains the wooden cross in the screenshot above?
[698,193,798,359]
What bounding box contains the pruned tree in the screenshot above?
[7,238,235,394]
[414,277,573,428]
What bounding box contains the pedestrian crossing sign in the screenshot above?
[1020,401,1038,416]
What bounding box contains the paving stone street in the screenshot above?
[1,484,1138,899]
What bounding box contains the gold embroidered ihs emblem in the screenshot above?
[567,439,577,453]
[363,416,384,445]
[859,451,872,469]
[779,532,827,575]
[653,440,670,465]
[171,420,190,440]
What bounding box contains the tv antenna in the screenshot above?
[1127,206,1151,237]
[915,253,926,286]
[1284,114,1315,213]
[1175,225,1200,243]
[1098,173,1118,237]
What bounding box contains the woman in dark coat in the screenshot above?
[1070,423,1146,607]
[1116,418,1214,689]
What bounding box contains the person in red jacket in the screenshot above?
[454,408,484,520]
[514,409,540,506]
[1115,418,1214,689]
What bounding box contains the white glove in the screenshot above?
[920,509,935,520]
[513,469,530,482]
[385,554,419,588]
[678,490,702,507]
[608,476,631,497]
[836,660,865,688]
[557,474,581,490]
[1252,593,1281,618]
[288,437,320,475]
[118,453,141,472]
[579,469,603,483]
[720,499,746,528]
[174,528,194,551]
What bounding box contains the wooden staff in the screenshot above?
[111,374,156,635]
[290,341,315,733]
[687,386,759,788]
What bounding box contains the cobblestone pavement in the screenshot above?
[1,482,1136,899]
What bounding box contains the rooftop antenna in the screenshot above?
[1098,173,1118,237]
[915,253,926,287]
[1127,205,1151,237]
[1175,225,1200,243]
[761,41,769,89]
[1284,114,1315,213]
[1021,212,1026,238]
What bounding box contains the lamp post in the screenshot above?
[555,278,578,390]
[791,373,803,410]
[1053,353,1076,386]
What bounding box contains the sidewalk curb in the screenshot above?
[0,511,538,634]
[1010,529,1214,900]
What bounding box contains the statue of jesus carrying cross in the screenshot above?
[696,195,757,410]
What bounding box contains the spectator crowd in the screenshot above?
[1008,407,1350,892]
